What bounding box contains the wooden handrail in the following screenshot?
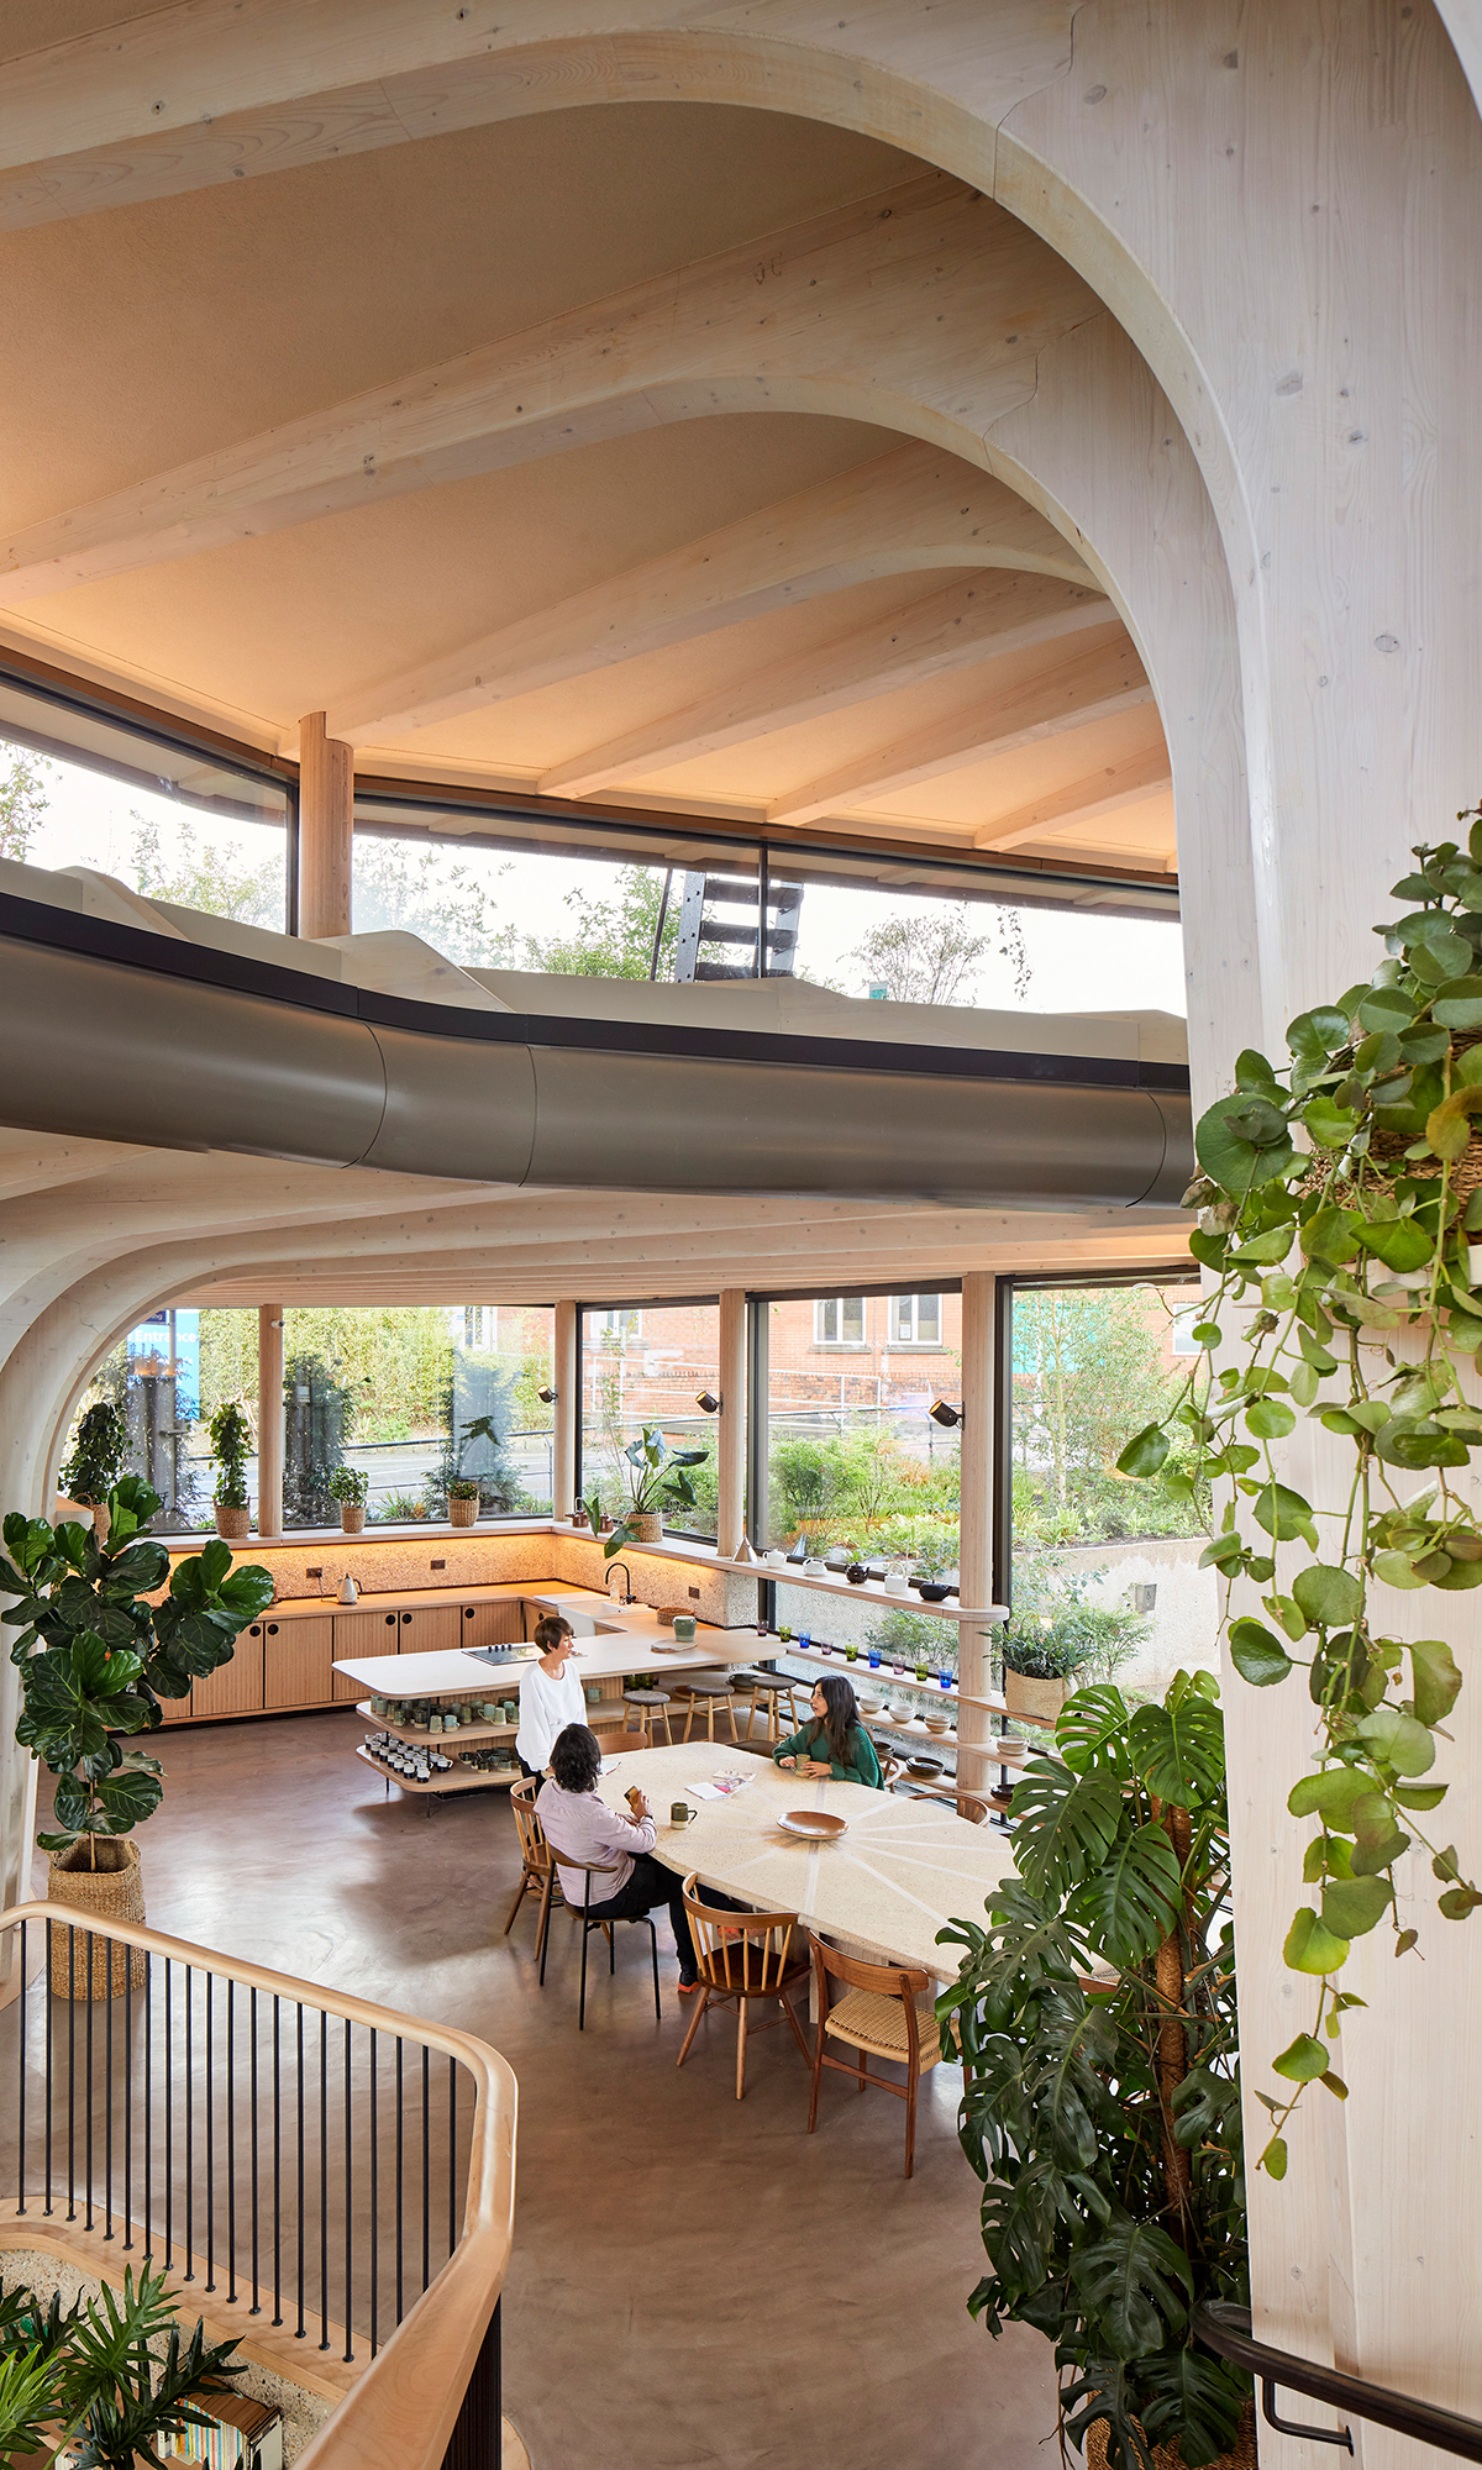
[0,1902,517,2470]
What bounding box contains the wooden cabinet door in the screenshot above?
[461,1599,524,1649]
[330,1610,398,1700]
[191,1623,266,1721]
[396,1604,463,1655]
[158,1686,194,1724]
[262,1614,336,1710]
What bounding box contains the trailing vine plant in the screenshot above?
[1117,821,1482,2180]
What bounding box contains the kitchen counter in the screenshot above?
[334,1586,743,1698]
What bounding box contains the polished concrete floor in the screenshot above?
[28,1710,1058,2470]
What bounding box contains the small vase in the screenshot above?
[214,1503,250,1541]
[340,1503,366,1534]
[449,1495,478,1528]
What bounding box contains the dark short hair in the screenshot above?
[550,1723,602,1794]
[533,1614,574,1654]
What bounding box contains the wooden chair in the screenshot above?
[676,1873,812,2099]
[538,1836,662,2030]
[807,1938,943,2178]
[504,1776,561,1967]
[900,1782,992,1824]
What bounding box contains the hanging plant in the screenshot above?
[1117,822,1482,2180]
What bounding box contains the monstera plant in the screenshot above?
[2,1475,272,1883]
[940,1674,1246,2470]
[1117,820,1482,2174]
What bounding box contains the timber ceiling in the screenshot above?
[0,87,1174,877]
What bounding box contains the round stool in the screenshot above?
[729,1669,791,1744]
[672,1673,736,1744]
[622,1687,672,1747]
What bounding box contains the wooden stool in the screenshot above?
[673,1674,736,1743]
[622,1686,673,1747]
[729,1670,790,1744]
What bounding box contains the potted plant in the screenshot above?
[939,1672,1248,2470]
[58,1400,128,1536]
[911,1525,959,1603]
[1000,1622,1091,1723]
[207,1400,252,1540]
[600,1424,709,1555]
[1,1476,272,1993]
[448,1476,481,1528]
[0,2262,246,2465]
[326,1463,368,1533]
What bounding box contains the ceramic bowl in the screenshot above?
[907,1755,944,1779]
[924,1714,952,1736]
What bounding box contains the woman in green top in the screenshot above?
[774,1674,883,1789]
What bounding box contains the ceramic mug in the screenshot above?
[672,1614,697,1642]
[670,1802,696,1826]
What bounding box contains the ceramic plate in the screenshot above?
[778,1809,848,1842]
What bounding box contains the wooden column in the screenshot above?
[297,711,354,939]
[716,1289,747,1558]
[256,1305,284,1540]
[552,1301,578,1517]
[955,1272,997,1792]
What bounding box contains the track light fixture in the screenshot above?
[536,1386,558,1405]
[928,1398,964,1429]
[695,1391,722,1415]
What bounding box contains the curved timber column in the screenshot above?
[954,1274,996,1795]
[716,1289,746,1559]
[257,1304,283,1539]
[297,711,353,940]
[552,1302,578,1519]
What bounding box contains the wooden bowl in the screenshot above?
[779,1809,849,1842]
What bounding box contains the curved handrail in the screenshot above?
[1195,2303,1482,2464]
[1,1902,517,2470]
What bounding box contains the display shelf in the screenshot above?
[766,1637,1010,1713]
[355,1742,520,1795]
[716,1557,1006,1621]
[356,1700,629,1747]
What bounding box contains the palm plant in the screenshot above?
[0,2263,243,2467]
[939,1673,1247,2470]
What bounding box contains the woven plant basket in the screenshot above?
[47,1839,147,1999]
[448,1495,478,1528]
[630,1511,664,1543]
[340,1503,366,1534]
[1084,2403,1256,2470]
[214,1503,250,1540]
[1005,1670,1068,1725]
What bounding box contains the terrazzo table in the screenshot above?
[599,1742,1015,1981]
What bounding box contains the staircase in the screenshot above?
[669,865,802,981]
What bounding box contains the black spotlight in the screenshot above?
[536,1386,558,1405]
[928,1398,963,1429]
[695,1391,722,1414]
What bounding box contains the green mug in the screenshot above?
[672,1614,697,1642]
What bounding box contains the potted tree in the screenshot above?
[601,1424,709,1554]
[447,1476,481,1528]
[2,1474,273,1993]
[208,1400,253,1540]
[326,1464,368,1533]
[58,1400,129,1537]
[939,1672,1249,2470]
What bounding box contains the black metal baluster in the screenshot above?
[421,2046,431,2294]
[84,1939,94,2230]
[395,2039,404,2327]
[295,2003,306,2339]
[250,1986,260,2316]
[16,1920,27,2216]
[343,2019,353,2364]
[205,1970,215,2290]
[369,2028,378,2358]
[184,1963,195,2279]
[273,1995,283,2327]
[319,2010,329,2352]
[66,1927,76,2221]
[227,1977,237,2303]
[44,1921,54,2216]
[448,2057,457,2265]
[164,1959,174,2270]
[123,1946,133,2249]
[104,1955,113,2239]
[143,1953,153,2258]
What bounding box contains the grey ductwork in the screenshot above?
[0,934,1191,1210]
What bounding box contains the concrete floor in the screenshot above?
[28,1709,1058,2470]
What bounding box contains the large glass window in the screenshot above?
[0,670,292,929]
[577,1302,719,1539]
[1004,1277,1209,1703]
[60,1304,554,1533]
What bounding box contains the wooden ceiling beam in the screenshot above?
[0,174,1093,612]
[971,743,1173,850]
[323,444,1082,746]
[536,572,1108,797]
[766,630,1153,825]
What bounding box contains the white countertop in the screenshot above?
[333,1586,751,1695]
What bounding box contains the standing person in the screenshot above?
[537,1723,703,1991]
[515,1614,587,1779]
[773,1674,883,1787]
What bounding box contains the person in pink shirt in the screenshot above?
[536,1723,702,1991]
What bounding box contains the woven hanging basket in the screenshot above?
[46,1838,147,2000]
[1085,2404,1256,2470]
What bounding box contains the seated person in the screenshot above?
[537,1722,705,1992]
[773,1674,883,1788]
[515,1613,586,1779]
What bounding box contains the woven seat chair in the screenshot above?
[807,1938,943,2178]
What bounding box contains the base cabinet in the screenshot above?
[330,1609,398,1697]
[163,1594,529,1722]
[460,1599,524,1649]
[262,1614,336,1710]
[191,1624,266,1720]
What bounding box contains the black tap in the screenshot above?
[606,1561,636,1605]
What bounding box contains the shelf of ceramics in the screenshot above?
[355,1741,520,1797]
[715,1557,1006,1621]
[355,1700,628,1747]
[768,1637,1010,1712]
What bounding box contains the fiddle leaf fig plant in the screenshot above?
[1116,820,1482,2175]
[1,1475,273,1862]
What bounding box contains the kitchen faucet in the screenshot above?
[606,1561,636,1605]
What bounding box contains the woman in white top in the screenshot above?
[516,1615,587,1778]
